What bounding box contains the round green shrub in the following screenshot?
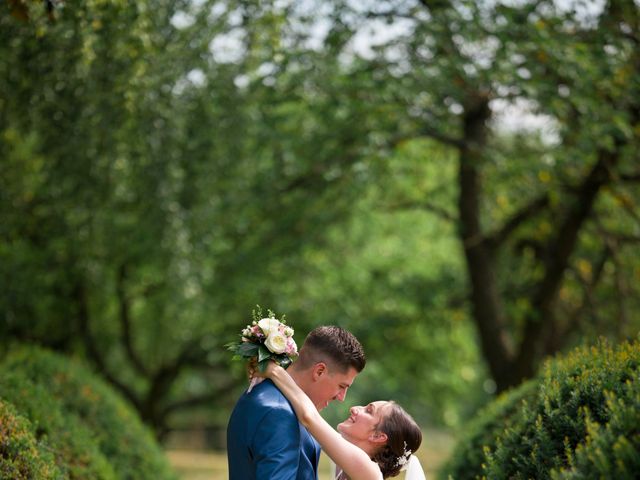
[0,346,176,480]
[441,339,640,480]
[0,370,117,479]
[0,370,116,480]
[553,357,640,480]
[440,379,538,480]
[0,399,62,479]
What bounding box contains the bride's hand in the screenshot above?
[248,359,279,380]
[263,360,282,378]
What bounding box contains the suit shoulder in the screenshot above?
[239,380,294,415]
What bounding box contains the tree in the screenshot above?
[0,0,247,437]
[331,0,640,391]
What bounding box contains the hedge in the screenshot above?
[0,370,116,479]
[0,399,62,479]
[441,379,538,480]
[555,379,640,480]
[441,338,640,480]
[0,346,176,479]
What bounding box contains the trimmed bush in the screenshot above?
[441,379,538,480]
[441,339,640,480]
[0,370,116,479]
[0,346,176,480]
[0,399,62,479]
[553,364,640,479]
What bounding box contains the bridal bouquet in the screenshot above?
[226,307,298,390]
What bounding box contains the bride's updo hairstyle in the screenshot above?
[373,402,422,478]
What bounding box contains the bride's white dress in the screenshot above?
[331,456,426,480]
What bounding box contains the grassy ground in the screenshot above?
[166,428,455,479]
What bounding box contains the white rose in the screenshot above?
[265,331,287,354]
[284,326,294,337]
[258,317,278,336]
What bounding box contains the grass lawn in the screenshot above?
[166,428,455,479]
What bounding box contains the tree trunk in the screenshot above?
[457,94,518,392]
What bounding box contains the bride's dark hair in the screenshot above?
[372,402,422,478]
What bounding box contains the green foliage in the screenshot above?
[0,346,176,479]
[554,384,640,480]
[0,399,61,479]
[2,0,638,441]
[440,339,640,479]
[0,371,116,479]
[441,380,538,480]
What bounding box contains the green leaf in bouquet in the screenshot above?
[237,342,260,357]
[257,359,270,373]
[258,345,271,363]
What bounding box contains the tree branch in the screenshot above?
[597,222,640,245]
[74,278,142,411]
[116,264,149,376]
[279,151,360,194]
[161,380,238,418]
[365,9,420,22]
[552,245,611,354]
[516,146,621,376]
[486,193,550,249]
[387,117,465,150]
[620,171,640,182]
[383,199,456,223]
[140,338,227,431]
[609,245,631,335]
[416,125,466,149]
[607,188,640,226]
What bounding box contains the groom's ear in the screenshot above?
[311,362,327,381]
[369,431,388,445]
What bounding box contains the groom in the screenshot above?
[227,325,366,479]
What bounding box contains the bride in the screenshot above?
[253,361,426,480]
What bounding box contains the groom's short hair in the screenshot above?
[298,326,365,373]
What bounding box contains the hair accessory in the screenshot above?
[395,441,412,469]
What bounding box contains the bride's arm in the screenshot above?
[265,364,382,480]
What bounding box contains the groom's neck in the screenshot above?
[286,364,321,411]
[286,364,308,391]
[287,364,303,385]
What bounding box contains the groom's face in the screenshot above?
[308,363,358,411]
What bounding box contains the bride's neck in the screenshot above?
[340,432,377,458]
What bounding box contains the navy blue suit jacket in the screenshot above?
[227,379,321,480]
